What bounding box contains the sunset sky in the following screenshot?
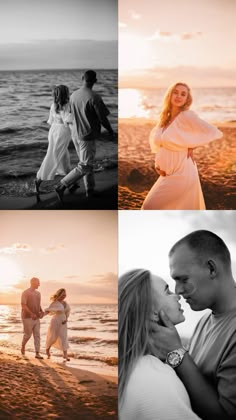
[119,0,236,87]
[0,0,117,70]
[0,211,117,305]
[119,210,236,336]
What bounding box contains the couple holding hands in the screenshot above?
[21,278,70,361]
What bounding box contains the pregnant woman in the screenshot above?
[45,288,70,361]
[142,82,223,210]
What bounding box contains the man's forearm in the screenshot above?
[100,116,113,134]
[177,353,229,420]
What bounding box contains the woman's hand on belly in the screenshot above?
[155,165,166,176]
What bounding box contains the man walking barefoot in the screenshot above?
[21,277,44,359]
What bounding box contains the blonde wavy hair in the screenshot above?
[119,269,162,408]
[158,82,192,127]
[50,288,66,302]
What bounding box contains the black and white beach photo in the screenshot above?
[0,0,118,209]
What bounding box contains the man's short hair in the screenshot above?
[169,230,231,267]
[83,70,97,84]
[30,277,39,284]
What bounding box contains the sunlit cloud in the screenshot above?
[147,31,203,41]
[128,9,142,20]
[0,243,31,255]
[180,32,202,40]
[40,243,65,254]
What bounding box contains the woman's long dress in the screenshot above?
[37,103,73,180]
[45,301,70,351]
[142,110,223,210]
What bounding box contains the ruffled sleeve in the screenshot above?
[149,123,163,153]
[47,103,54,125]
[64,302,70,319]
[174,110,223,148]
[45,301,64,315]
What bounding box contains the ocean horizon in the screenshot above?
[119,86,236,123]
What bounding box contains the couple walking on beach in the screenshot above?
[21,278,70,361]
[35,70,114,204]
[119,230,236,420]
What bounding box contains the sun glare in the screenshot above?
[0,256,23,291]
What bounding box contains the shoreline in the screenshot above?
[0,347,117,419]
[0,167,118,210]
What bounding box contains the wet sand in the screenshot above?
[119,119,236,210]
[0,347,117,420]
[0,165,117,210]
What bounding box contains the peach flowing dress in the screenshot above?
[142,110,223,210]
[45,301,70,351]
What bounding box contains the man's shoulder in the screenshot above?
[71,87,101,102]
[22,288,30,295]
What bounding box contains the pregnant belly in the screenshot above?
[155,148,187,175]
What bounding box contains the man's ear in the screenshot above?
[207,259,217,278]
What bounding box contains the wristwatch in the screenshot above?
[166,347,188,368]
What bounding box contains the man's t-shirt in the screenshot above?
[70,87,110,141]
[21,288,41,319]
[189,308,236,416]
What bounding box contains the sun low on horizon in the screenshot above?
[0,256,24,292]
[0,211,117,305]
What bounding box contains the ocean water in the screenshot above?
[119,87,236,122]
[0,69,117,185]
[0,303,118,377]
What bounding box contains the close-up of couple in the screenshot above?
[119,227,236,420]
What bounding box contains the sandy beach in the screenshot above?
[0,347,117,419]
[119,119,236,210]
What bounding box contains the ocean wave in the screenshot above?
[69,336,97,344]
[100,318,117,323]
[74,354,118,366]
[68,326,96,331]
[0,141,46,156]
[0,127,22,134]
[96,339,118,346]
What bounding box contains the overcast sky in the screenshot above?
[0,0,117,69]
[0,210,117,305]
[119,0,236,87]
[119,210,236,337]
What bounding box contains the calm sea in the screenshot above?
[0,69,117,184]
[119,87,236,122]
[0,303,118,377]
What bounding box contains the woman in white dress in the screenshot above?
[142,82,223,210]
[45,288,70,361]
[119,269,201,420]
[35,85,73,194]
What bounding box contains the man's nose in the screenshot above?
[175,283,184,295]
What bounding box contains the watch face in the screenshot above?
[168,351,181,367]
